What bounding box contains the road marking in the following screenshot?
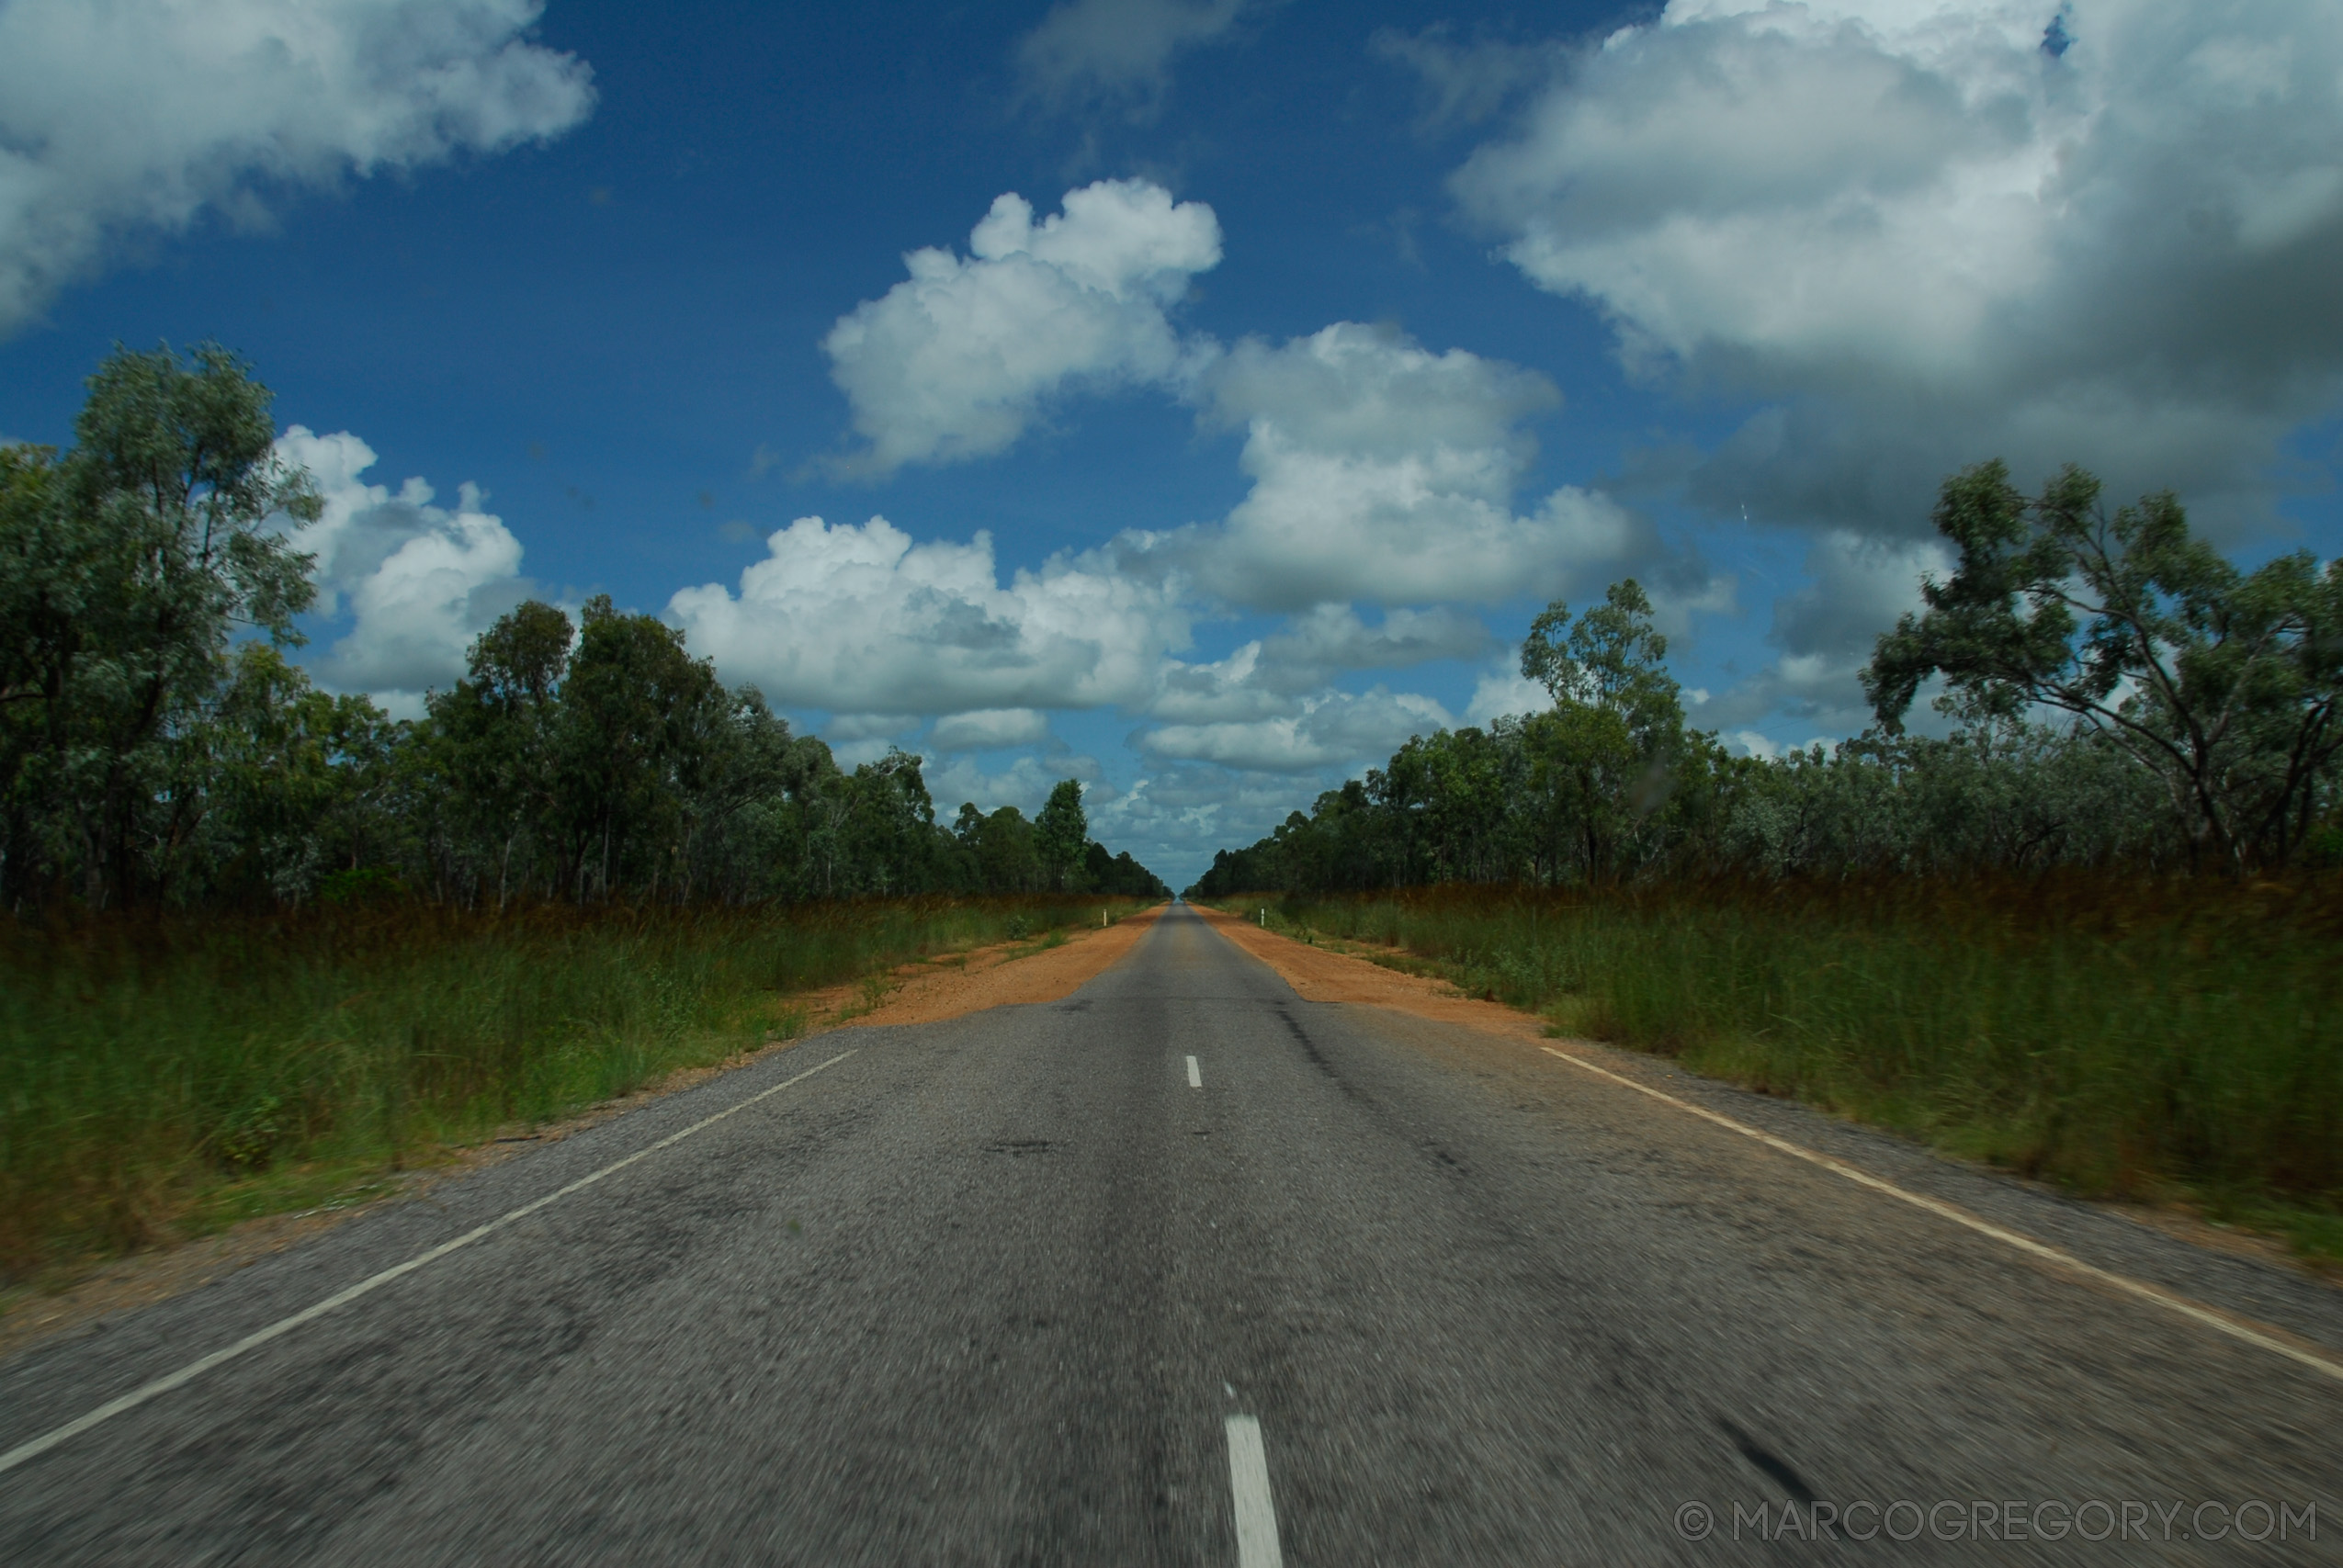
[1187,1055,1203,1089]
[1539,1045,2343,1384]
[0,1049,860,1477]
[1226,1414,1284,1568]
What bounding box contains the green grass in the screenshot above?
[0,894,1154,1282]
[1227,876,2343,1264]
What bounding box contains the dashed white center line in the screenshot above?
[1186,1055,1203,1089]
[1225,1414,1284,1568]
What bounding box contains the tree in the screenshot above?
[955,801,1044,893]
[1520,579,1683,749]
[1517,580,1687,880]
[192,645,402,902]
[0,344,320,906]
[429,601,574,906]
[555,595,724,899]
[1863,461,2343,871]
[4,344,1183,910]
[1034,778,1089,890]
[841,749,936,895]
[0,444,61,892]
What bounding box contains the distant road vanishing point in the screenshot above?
[3,904,2337,1563]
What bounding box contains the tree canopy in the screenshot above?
[1863,461,2343,871]
[1194,466,2341,897]
[0,346,1170,911]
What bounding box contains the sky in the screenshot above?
[2,0,2340,889]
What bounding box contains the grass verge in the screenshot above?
[1220,877,2343,1267]
[1,895,1150,1287]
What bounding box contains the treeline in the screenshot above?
[1194,466,2342,897]
[0,345,1168,911]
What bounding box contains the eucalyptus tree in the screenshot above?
[841,749,938,896]
[955,801,1045,893]
[0,443,59,894]
[0,344,320,906]
[1035,778,1089,891]
[429,599,574,905]
[1863,462,2343,871]
[0,344,1183,911]
[192,644,404,901]
[555,595,726,899]
[1516,579,1687,881]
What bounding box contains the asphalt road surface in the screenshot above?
[4,903,2339,1564]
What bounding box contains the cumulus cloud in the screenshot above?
[1138,685,1454,773]
[1092,760,1328,886]
[667,513,1191,716]
[930,707,1054,750]
[1450,0,2343,536]
[0,0,593,334]
[926,751,1103,817]
[1155,322,1658,607]
[1698,529,1950,731]
[1466,662,1549,726]
[1145,641,1293,726]
[1256,604,1488,688]
[1016,0,1254,116]
[276,426,529,707]
[1145,604,1487,728]
[819,197,1690,614]
[822,179,1222,473]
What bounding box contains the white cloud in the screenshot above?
[827,735,912,770]
[1450,0,2343,535]
[821,713,920,744]
[1145,604,1488,727]
[1698,528,1949,730]
[1138,685,1454,773]
[930,707,1053,750]
[926,751,1102,818]
[1091,761,1326,887]
[1255,603,1488,689]
[1016,0,1253,115]
[1162,322,1658,607]
[275,426,529,705]
[822,179,1222,473]
[1146,640,1291,725]
[0,0,593,334]
[1466,662,1548,726]
[819,202,1693,616]
[668,513,1191,716]
[1726,729,1793,760]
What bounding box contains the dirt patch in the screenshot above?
[0,906,1169,1364]
[1195,905,1548,1041]
[824,903,1166,1028]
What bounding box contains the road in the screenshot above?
[2,903,2337,1563]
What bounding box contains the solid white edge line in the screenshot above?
[1225,1414,1284,1568]
[1187,1055,1203,1089]
[1538,1044,2343,1384]
[0,1048,860,1477]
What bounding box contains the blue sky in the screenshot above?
[3,0,2340,888]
